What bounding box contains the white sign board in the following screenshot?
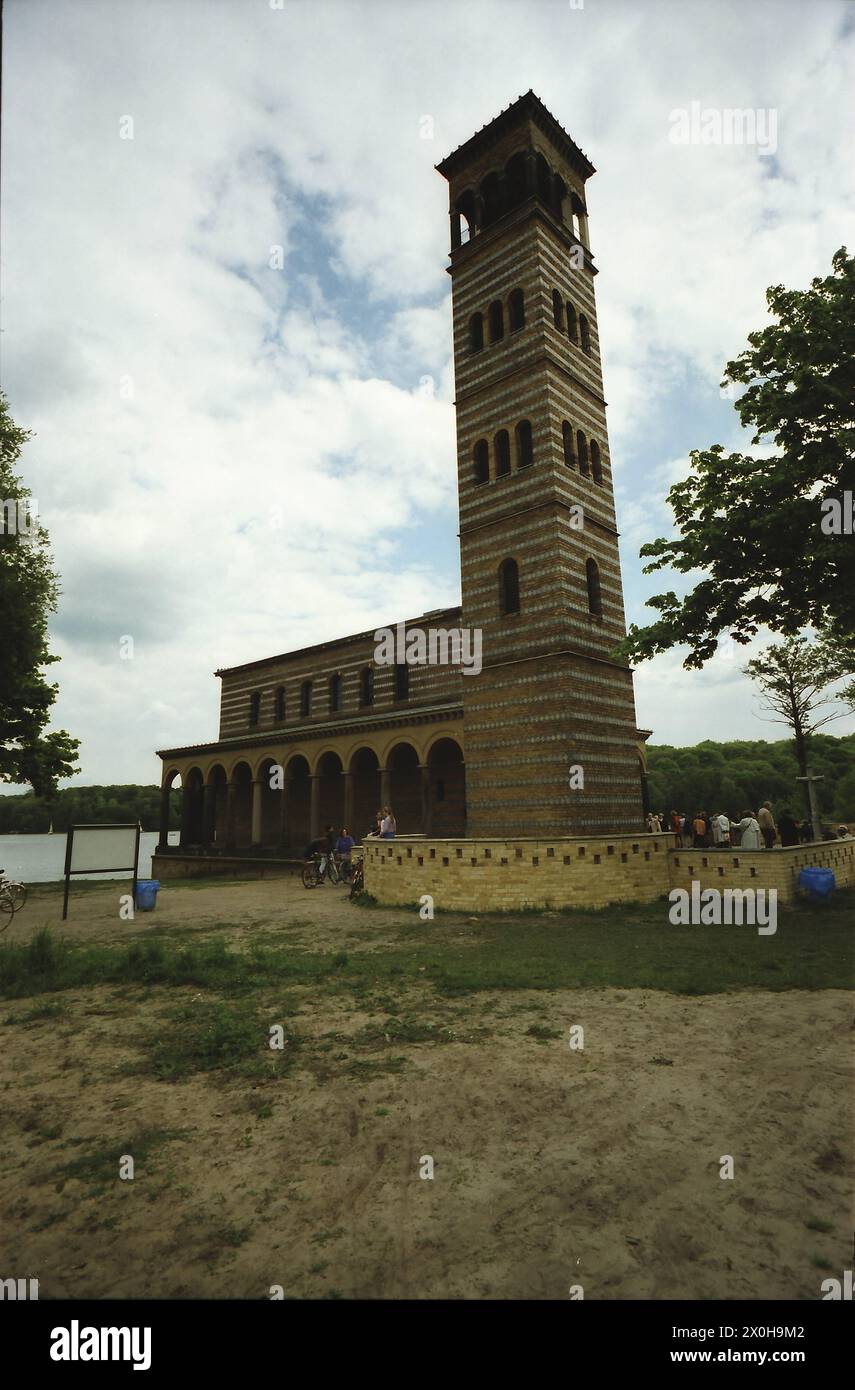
[69,825,139,874]
[62,822,141,920]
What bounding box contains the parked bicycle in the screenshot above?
[0,869,27,931]
[348,858,364,899]
[301,851,341,889]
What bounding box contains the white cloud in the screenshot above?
[3,0,854,785]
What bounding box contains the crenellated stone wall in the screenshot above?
[364,834,855,911]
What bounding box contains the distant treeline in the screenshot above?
[646,734,855,823]
[0,741,853,834]
[0,785,181,834]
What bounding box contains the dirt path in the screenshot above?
[1,881,852,1299]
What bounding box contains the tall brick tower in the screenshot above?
[437,92,645,836]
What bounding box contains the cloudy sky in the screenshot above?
[3,0,854,788]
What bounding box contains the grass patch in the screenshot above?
[5,998,69,1025]
[805,1217,834,1234]
[132,1000,299,1081]
[2,893,852,1007]
[53,1125,185,1197]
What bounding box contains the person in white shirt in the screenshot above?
[712,812,730,847]
[379,806,396,839]
[730,811,761,850]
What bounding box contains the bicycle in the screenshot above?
[348,858,364,899]
[0,869,27,931]
[301,851,341,889]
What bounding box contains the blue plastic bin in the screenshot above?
[134,879,160,912]
[798,867,835,901]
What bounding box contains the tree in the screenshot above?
[0,391,79,794]
[620,248,855,669]
[743,634,854,833]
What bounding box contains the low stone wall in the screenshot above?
[668,838,855,905]
[363,834,674,910]
[364,834,855,911]
[151,852,298,881]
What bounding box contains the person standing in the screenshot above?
[730,811,761,850]
[379,806,396,839]
[692,811,708,848]
[646,811,661,833]
[335,826,355,877]
[712,812,731,848]
[757,801,777,849]
[670,810,682,847]
[777,810,799,847]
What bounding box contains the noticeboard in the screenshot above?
[62,823,141,920]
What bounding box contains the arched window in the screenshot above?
[566,301,578,344]
[553,174,567,220]
[249,691,261,727]
[508,288,525,332]
[274,686,286,723]
[456,190,477,243]
[552,289,564,330]
[360,666,374,707]
[469,312,484,353]
[300,680,312,718]
[499,558,520,616]
[395,663,409,701]
[562,421,575,468]
[577,430,589,477]
[473,439,489,485]
[329,673,342,713]
[504,151,527,208]
[480,172,503,228]
[591,440,603,484]
[516,419,533,468]
[494,429,511,477]
[488,299,504,343]
[586,559,602,617]
[579,314,591,354]
[571,192,587,243]
[535,152,553,205]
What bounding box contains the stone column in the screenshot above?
[419,765,433,837]
[343,771,354,831]
[278,779,290,849]
[202,783,216,845]
[158,783,171,850]
[524,148,537,197]
[380,767,391,809]
[179,784,192,847]
[225,781,237,852]
[309,775,321,841]
[250,779,263,846]
[449,210,461,250]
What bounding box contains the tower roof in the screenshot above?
[435,90,596,182]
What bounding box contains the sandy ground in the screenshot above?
[1,878,852,1300]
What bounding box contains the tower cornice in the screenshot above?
[436,91,596,183]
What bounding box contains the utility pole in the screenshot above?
[795,769,825,843]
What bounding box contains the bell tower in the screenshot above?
[437,92,645,836]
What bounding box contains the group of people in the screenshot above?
[646,804,850,849]
[303,807,397,882]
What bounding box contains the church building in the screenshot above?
[155,92,648,858]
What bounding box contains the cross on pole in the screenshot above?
[795,769,825,844]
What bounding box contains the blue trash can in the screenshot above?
[134,879,160,912]
[798,867,835,901]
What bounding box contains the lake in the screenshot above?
[0,831,179,884]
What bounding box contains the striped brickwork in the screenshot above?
[439,94,645,836]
